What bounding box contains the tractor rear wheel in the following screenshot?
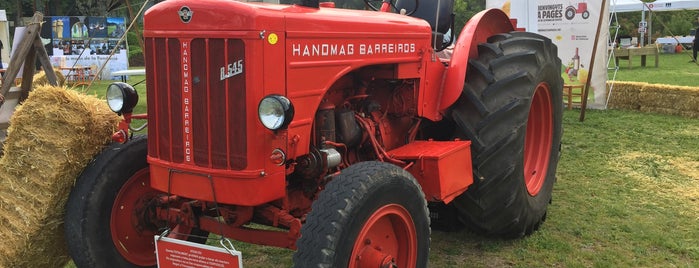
[450,31,563,238]
[565,7,576,20]
[65,136,207,267]
[293,161,430,268]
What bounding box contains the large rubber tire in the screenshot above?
[450,31,563,238]
[65,136,208,267]
[293,161,430,268]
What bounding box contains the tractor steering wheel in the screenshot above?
[363,0,418,16]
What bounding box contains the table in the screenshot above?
[60,66,94,86]
[655,36,694,45]
[613,47,658,69]
[111,69,146,83]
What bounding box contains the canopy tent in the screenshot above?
[609,0,699,45]
[611,0,699,13]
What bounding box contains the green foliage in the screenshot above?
[613,10,699,41]
[655,10,698,36]
[126,31,143,66]
[126,31,140,50]
[453,0,485,36]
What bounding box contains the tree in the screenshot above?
[73,0,124,16]
[453,0,485,37]
[615,10,699,42]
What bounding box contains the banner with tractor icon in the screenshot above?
[537,0,609,109]
[488,0,609,109]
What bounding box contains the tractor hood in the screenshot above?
[143,0,431,37]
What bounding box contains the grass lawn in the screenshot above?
[205,108,698,267]
[610,50,699,87]
[227,52,699,266]
[61,50,699,267]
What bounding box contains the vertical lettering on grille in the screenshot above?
[182,40,193,163]
[147,37,246,170]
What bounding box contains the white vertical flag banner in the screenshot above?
[536,0,609,109]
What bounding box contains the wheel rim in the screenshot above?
[110,169,159,266]
[523,82,553,196]
[350,204,417,268]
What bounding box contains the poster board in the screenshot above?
[0,10,9,68]
[486,0,538,32]
[486,0,609,109]
[536,0,609,109]
[40,16,129,79]
[155,236,243,268]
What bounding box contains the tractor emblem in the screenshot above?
[565,2,589,20]
[178,6,193,23]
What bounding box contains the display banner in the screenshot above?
[0,10,9,68]
[486,0,538,32]
[487,0,609,109]
[41,16,129,79]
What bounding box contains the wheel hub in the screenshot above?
[110,169,160,266]
[350,204,417,267]
[523,82,554,196]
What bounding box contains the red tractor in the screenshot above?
[565,2,590,20]
[65,0,562,266]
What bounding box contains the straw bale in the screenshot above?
[608,81,699,118]
[607,81,645,110]
[0,85,119,267]
[639,84,699,115]
[32,69,66,87]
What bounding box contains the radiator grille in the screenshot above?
[146,37,247,170]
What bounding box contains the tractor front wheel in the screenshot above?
[450,31,563,238]
[293,161,430,267]
[582,10,590,19]
[65,136,207,267]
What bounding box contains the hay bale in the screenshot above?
[639,84,699,115]
[607,81,645,110]
[32,69,66,87]
[0,85,119,267]
[609,81,699,118]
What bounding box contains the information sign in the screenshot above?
[155,236,243,268]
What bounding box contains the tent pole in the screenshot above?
[648,8,652,43]
[640,4,645,46]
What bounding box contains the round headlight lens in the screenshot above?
[106,82,138,114]
[106,84,125,113]
[258,95,293,130]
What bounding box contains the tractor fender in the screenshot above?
[439,8,514,112]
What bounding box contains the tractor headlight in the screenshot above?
[106,82,138,114]
[258,95,294,130]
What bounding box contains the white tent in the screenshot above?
[611,0,699,13]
